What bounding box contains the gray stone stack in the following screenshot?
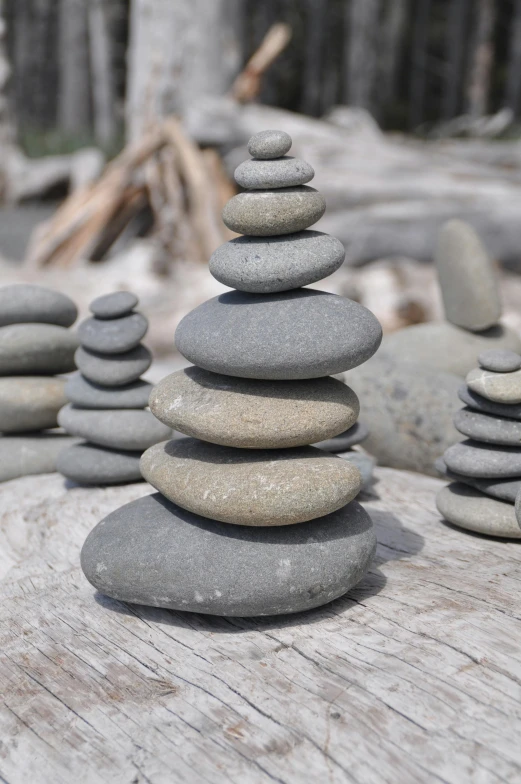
[0,284,79,482]
[56,292,171,485]
[80,130,383,617]
[437,349,521,537]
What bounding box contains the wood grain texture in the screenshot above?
[1,468,521,783]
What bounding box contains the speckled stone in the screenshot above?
[454,407,521,446]
[222,187,326,237]
[77,312,148,354]
[437,483,521,538]
[209,231,345,294]
[90,291,139,319]
[459,383,521,420]
[466,367,521,405]
[478,349,521,373]
[0,323,78,375]
[65,373,153,409]
[435,456,521,503]
[313,421,369,453]
[247,130,292,160]
[234,157,314,190]
[149,367,359,449]
[0,433,79,482]
[80,492,376,616]
[444,439,521,478]
[0,284,77,328]
[175,289,382,380]
[56,442,143,485]
[140,438,363,527]
[58,405,171,451]
[0,377,67,433]
[75,344,152,387]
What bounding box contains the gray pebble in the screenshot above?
[90,291,139,319]
[56,442,143,485]
[516,488,521,527]
[234,157,314,190]
[58,405,172,452]
[209,231,345,294]
[222,187,326,236]
[0,376,67,433]
[175,289,382,380]
[75,344,152,387]
[65,373,153,409]
[437,483,521,538]
[0,284,77,328]
[0,323,78,375]
[80,492,376,616]
[466,367,521,405]
[0,433,79,483]
[78,312,148,354]
[444,439,521,478]
[459,384,521,420]
[454,407,521,446]
[247,130,292,160]
[337,451,375,490]
[314,421,369,452]
[478,349,521,373]
[435,456,521,503]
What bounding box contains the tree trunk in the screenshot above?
[442,0,470,120]
[379,0,408,111]
[466,0,495,119]
[504,0,521,116]
[88,0,116,146]
[344,0,380,112]
[301,0,327,116]
[57,0,91,136]
[409,0,431,129]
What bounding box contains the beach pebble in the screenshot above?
[90,291,139,319]
[247,130,292,160]
[65,373,153,409]
[222,187,326,236]
[478,349,521,373]
[437,482,521,538]
[56,442,143,485]
[454,407,521,446]
[314,421,369,452]
[0,376,67,433]
[466,367,521,405]
[75,344,152,387]
[0,284,77,328]
[78,312,148,354]
[435,456,521,503]
[338,450,375,489]
[234,157,314,190]
[444,439,521,478]
[58,405,171,452]
[0,323,78,375]
[0,433,79,482]
[459,383,521,420]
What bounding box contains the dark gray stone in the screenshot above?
[0,432,79,482]
[234,157,314,190]
[209,231,345,294]
[0,323,78,375]
[222,187,326,237]
[77,313,148,354]
[444,439,521,478]
[75,344,152,387]
[80,492,376,616]
[65,373,153,409]
[247,130,292,160]
[175,289,382,380]
[90,291,139,319]
[459,384,521,420]
[435,457,521,503]
[0,284,77,328]
[58,405,171,451]
[314,421,369,452]
[436,483,521,538]
[0,376,67,433]
[56,442,143,485]
[478,349,521,373]
[454,407,521,446]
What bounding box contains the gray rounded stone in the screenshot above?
[90,291,139,319]
[65,373,153,409]
[80,492,376,616]
[454,407,521,446]
[478,349,521,373]
[444,439,521,478]
[516,488,521,527]
[58,405,172,451]
[0,433,79,483]
[149,367,359,449]
[0,377,67,433]
[0,284,77,328]
[234,157,314,190]
[56,442,143,485]
[75,344,152,387]
[338,451,375,490]
[313,421,369,452]
[435,457,521,503]
[141,438,363,527]
[437,483,521,538]
[175,289,382,380]
[459,383,521,420]
[209,231,345,294]
[466,367,521,405]
[77,312,148,354]
[247,130,292,160]
[222,187,326,237]
[0,323,78,375]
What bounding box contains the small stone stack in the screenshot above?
[56,292,171,485]
[437,349,521,537]
[0,284,78,482]
[81,130,382,617]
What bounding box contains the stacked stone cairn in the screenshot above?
[437,349,521,538]
[0,284,79,482]
[81,130,383,617]
[56,292,171,485]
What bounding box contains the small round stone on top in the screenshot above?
[478,349,521,373]
[90,291,139,320]
[247,130,292,160]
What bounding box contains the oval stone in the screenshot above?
[459,383,521,420]
[247,130,292,160]
[58,405,171,451]
[437,483,521,538]
[56,443,143,485]
[175,289,382,380]
[234,157,314,190]
[0,376,67,433]
[478,349,521,373]
[314,421,369,452]
[65,373,153,409]
[466,367,521,405]
[77,312,148,354]
[0,284,77,328]
[81,492,376,616]
[454,407,521,446]
[444,439,521,478]
[90,291,139,319]
[435,456,521,503]
[141,438,363,526]
[0,433,79,483]
[222,187,326,236]
[75,344,152,387]
[0,324,78,375]
[209,231,345,294]
[149,367,359,449]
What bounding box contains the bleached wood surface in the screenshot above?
[1,467,521,783]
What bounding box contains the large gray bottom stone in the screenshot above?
[56,442,143,485]
[58,405,172,451]
[0,432,79,482]
[0,376,67,433]
[437,482,521,538]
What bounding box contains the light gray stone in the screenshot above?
[58,405,171,452]
[0,323,78,375]
[0,377,67,433]
[435,456,521,503]
[478,349,521,373]
[89,291,139,319]
[209,231,345,294]
[234,157,314,190]
[80,492,376,616]
[222,187,326,236]
[437,483,521,538]
[65,373,153,409]
[466,367,521,404]
[175,289,382,380]
[459,383,521,420]
[435,220,501,331]
[0,433,79,483]
[0,284,77,328]
[313,421,369,452]
[338,450,375,489]
[75,344,152,387]
[77,313,148,354]
[56,443,143,485]
[247,130,292,160]
[444,439,521,478]
[454,407,521,446]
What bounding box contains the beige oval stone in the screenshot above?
[149,367,359,449]
[466,367,521,404]
[0,376,67,433]
[222,187,326,236]
[437,482,521,538]
[140,438,362,526]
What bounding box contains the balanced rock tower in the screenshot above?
[57,292,171,485]
[437,349,521,537]
[81,130,383,617]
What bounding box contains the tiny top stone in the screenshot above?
[90,291,139,320]
[478,349,521,373]
[247,130,292,160]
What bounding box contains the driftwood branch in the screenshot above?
[231,23,292,103]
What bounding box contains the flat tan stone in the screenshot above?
[0,377,67,433]
[466,367,521,404]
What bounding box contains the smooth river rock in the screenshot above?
[247,130,292,160]
[466,367,521,404]
[149,367,359,449]
[90,291,139,319]
[75,344,152,387]
[338,450,375,489]
[459,384,521,420]
[56,443,143,485]
[175,289,382,380]
[234,157,314,190]
[0,284,77,328]
[141,438,363,527]
[0,323,78,375]
[444,439,521,478]
[65,373,153,409]
[478,349,521,373]
[209,231,345,294]
[81,492,376,616]
[0,376,67,433]
[435,457,521,503]
[516,488,521,527]
[313,421,369,452]
[454,407,521,446]
[437,483,521,538]
[0,432,79,482]
[77,312,148,354]
[58,405,171,451]
[222,187,326,236]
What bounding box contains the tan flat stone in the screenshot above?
[466,367,521,404]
